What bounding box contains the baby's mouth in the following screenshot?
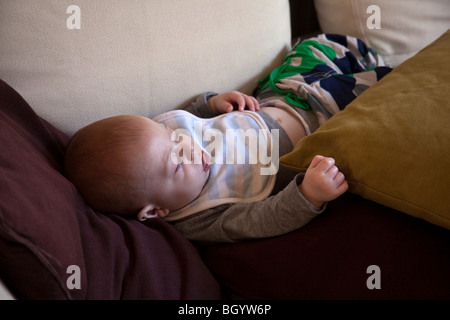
[202,151,211,172]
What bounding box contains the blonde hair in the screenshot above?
[64,115,152,215]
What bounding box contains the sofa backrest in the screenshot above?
[314,0,450,67]
[0,0,291,135]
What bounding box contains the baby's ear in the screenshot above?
[137,205,169,221]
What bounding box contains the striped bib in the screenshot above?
[153,110,278,221]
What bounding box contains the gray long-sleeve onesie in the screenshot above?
[169,93,325,244]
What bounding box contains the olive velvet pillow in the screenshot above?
[280,30,450,230]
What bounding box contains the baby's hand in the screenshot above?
[208,91,260,114]
[298,155,348,208]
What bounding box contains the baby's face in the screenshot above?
[142,118,211,212]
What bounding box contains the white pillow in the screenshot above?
[314,0,450,67]
[0,0,291,135]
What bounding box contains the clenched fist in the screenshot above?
[298,155,348,208]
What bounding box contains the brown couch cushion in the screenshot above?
[202,193,450,299]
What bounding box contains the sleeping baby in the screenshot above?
[64,34,391,243]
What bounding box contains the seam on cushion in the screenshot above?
[0,210,72,299]
[347,179,450,227]
[279,162,308,173]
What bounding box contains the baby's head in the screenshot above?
[64,115,211,220]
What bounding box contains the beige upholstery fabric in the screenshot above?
[0,279,14,300]
[314,0,450,67]
[0,0,291,135]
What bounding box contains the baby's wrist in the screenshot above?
[207,95,219,114]
[298,183,324,209]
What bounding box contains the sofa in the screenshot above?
[1,0,449,300]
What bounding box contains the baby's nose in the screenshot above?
[180,139,195,163]
[188,140,204,165]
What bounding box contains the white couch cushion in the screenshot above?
[0,0,291,135]
[314,0,450,67]
[0,278,14,300]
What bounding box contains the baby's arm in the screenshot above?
[171,173,325,243]
[172,156,347,243]
[299,155,348,208]
[184,91,259,118]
